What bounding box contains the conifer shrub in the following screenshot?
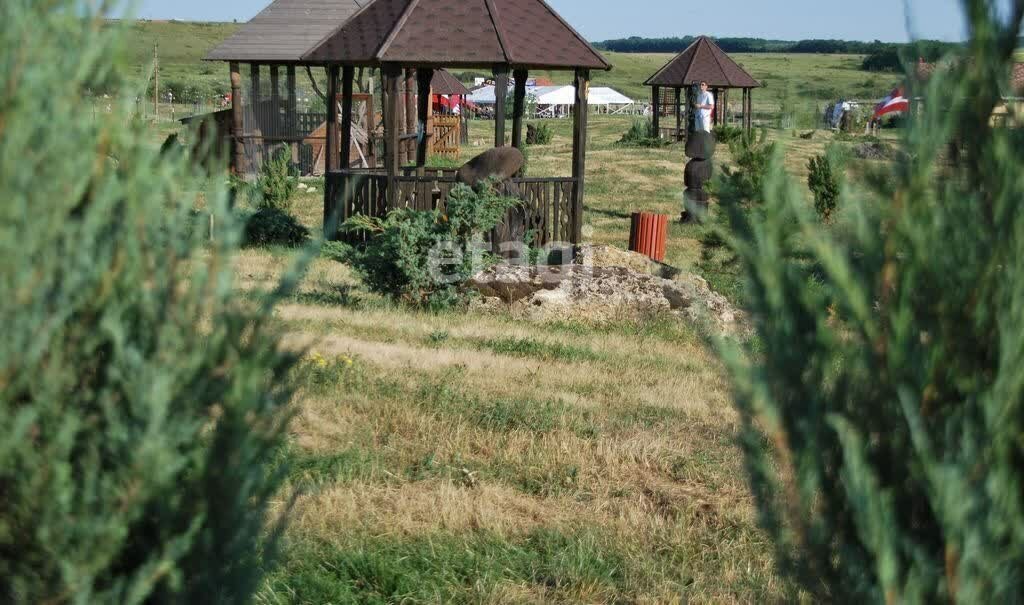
[715,2,1024,600]
[806,150,842,222]
[243,207,311,247]
[712,124,743,145]
[618,118,667,147]
[716,128,777,204]
[254,148,298,212]
[326,183,518,309]
[0,3,304,602]
[528,122,554,145]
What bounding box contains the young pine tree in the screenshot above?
[717,1,1024,601]
[0,2,306,603]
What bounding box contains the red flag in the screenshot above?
[874,88,909,120]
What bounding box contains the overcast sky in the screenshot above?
[130,0,985,43]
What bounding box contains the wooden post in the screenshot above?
[405,68,417,167]
[416,68,434,173]
[512,68,528,149]
[270,65,280,130]
[571,69,590,246]
[674,87,682,142]
[425,84,434,161]
[326,66,339,173]
[651,85,660,138]
[287,66,298,164]
[340,66,354,170]
[383,64,401,209]
[745,88,753,132]
[324,65,340,238]
[250,64,260,116]
[229,62,245,174]
[493,66,509,147]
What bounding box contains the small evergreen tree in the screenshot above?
[0,3,305,602]
[717,128,776,204]
[807,152,841,221]
[254,148,298,212]
[716,1,1024,600]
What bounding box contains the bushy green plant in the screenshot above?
[254,148,297,212]
[716,2,1024,600]
[528,122,554,145]
[807,153,841,222]
[0,2,305,603]
[617,117,666,147]
[243,207,311,247]
[328,183,517,309]
[716,128,776,204]
[713,124,743,145]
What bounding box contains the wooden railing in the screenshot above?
[325,169,579,245]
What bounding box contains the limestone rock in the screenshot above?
[467,246,746,336]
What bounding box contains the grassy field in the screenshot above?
[125,18,900,603]
[118,20,899,110]
[207,109,897,602]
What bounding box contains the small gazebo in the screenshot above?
[644,36,761,141]
[207,0,610,244]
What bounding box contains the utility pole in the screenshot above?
[153,44,159,118]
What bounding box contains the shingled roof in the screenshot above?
[303,0,609,69]
[206,0,365,62]
[431,70,471,96]
[644,36,760,89]
[207,0,608,70]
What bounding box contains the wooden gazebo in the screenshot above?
[644,36,761,141]
[207,0,610,244]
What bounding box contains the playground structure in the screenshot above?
[207,0,610,246]
[644,36,761,141]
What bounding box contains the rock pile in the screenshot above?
[469,245,744,336]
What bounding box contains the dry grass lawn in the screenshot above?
[226,114,896,603]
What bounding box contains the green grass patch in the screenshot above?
[261,528,670,604]
[479,336,602,363]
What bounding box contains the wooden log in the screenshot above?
[286,66,298,164]
[674,87,682,142]
[250,64,260,114]
[383,64,401,210]
[404,68,417,166]
[340,66,354,170]
[493,67,508,147]
[229,62,245,174]
[416,68,434,173]
[571,69,590,246]
[512,68,528,149]
[326,66,339,173]
[270,65,280,136]
[651,85,660,137]
[324,65,340,239]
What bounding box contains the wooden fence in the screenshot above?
[325,169,579,246]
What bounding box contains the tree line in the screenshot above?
[595,36,960,61]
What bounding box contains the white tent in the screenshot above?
[469,84,637,117]
[590,87,633,106]
[468,85,497,105]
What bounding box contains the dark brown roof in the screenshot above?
[206,0,366,62]
[431,70,471,95]
[644,36,760,89]
[302,0,610,70]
